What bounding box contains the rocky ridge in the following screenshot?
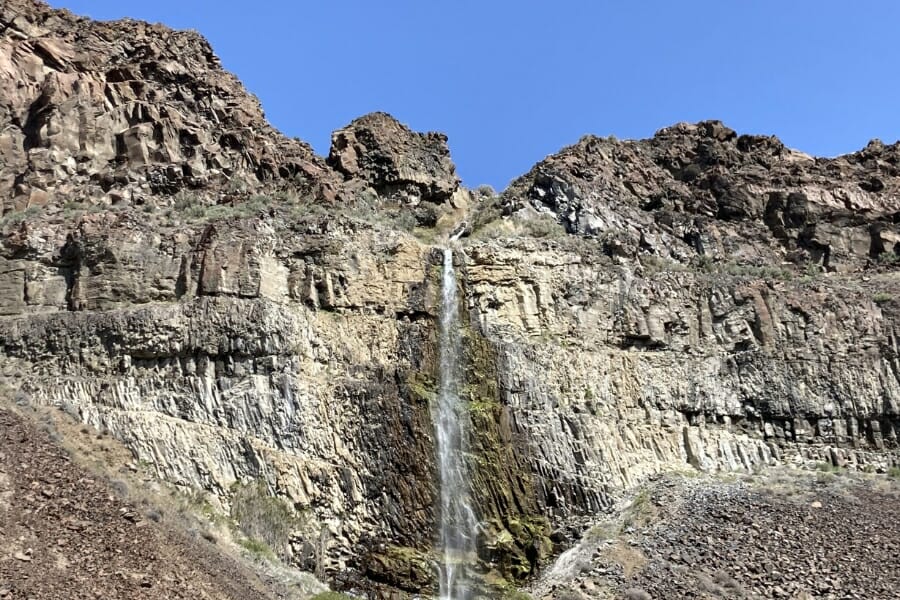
[502,120,900,272]
[0,0,335,211]
[1,1,900,598]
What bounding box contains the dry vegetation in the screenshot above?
[0,389,332,599]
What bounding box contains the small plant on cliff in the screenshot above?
[521,214,566,238]
[0,205,42,228]
[888,466,900,479]
[173,191,202,215]
[640,253,689,276]
[874,291,892,304]
[501,591,534,600]
[468,193,505,238]
[231,480,299,560]
[310,593,356,600]
[620,488,657,531]
[237,536,276,560]
[697,254,716,272]
[815,462,843,474]
[475,184,497,198]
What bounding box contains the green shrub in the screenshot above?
[468,194,505,238]
[0,205,42,228]
[815,462,842,473]
[173,191,200,212]
[521,214,565,238]
[237,537,275,560]
[474,184,497,198]
[874,292,892,304]
[501,591,534,600]
[697,254,715,272]
[693,256,794,280]
[172,191,274,222]
[641,254,690,275]
[310,593,356,600]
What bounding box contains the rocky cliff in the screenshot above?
[2,2,900,598]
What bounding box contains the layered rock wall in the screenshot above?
[2,1,900,597]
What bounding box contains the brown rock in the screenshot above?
[328,112,461,205]
[0,0,335,213]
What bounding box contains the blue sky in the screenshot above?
[48,1,900,190]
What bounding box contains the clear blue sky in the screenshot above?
[48,1,900,190]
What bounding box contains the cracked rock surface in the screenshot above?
[2,0,900,597]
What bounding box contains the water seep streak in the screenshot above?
[435,244,477,600]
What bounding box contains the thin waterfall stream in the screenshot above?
[434,243,478,600]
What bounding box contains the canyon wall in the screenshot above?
[2,1,900,596]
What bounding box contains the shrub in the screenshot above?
[231,480,298,560]
[697,254,715,272]
[238,536,275,560]
[874,292,892,304]
[0,205,42,228]
[521,214,565,238]
[623,588,651,600]
[310,593,356,600]
[173,191,200,212]
[815,462,842,473]
[172,192,274,222]
[468,195,505,238]
[475,184,497,198]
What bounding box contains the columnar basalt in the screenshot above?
[2,2,900,598]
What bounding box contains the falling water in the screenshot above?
[434,244,478,600]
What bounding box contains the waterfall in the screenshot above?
[435,245,477,600]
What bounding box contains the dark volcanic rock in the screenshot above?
[0,0,336,211]
[630,475,900,600]
[0,407,283,600]
[536,473,900,600]
[328,112,462,205]
[503,120,900,273]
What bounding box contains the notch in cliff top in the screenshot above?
[327,112,462,207]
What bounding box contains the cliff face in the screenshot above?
[0,0,335,210]
[469,122,900,500]
[2,2,900,597]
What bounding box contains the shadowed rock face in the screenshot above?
[2,2,900,598]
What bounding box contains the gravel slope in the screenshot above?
[0,406,279,600]
[536,471,900,600]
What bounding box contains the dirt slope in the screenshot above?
[0,406,279,600]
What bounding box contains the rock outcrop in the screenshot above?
[328,112,462,206]
[1,1,900,598]
[503,121,900,273]
[0,0,335,212]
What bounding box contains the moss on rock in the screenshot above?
[364,544,436,594]
[460,325,554,586]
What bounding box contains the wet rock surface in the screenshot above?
[1,1,900,597]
